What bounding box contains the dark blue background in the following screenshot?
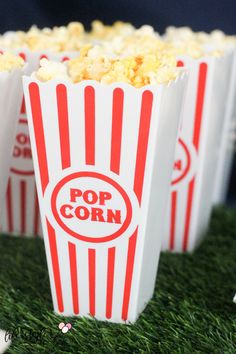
[0,0,235,204]
[1,0,236,34]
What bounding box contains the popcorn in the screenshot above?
[164,27,205,58]
[85,32,180,87]
[89,20,135,40]
[0,22,88,52]
[196,29,236,51]
[164,26,236,57]
[0,52,24,71]
[36,58,70,81]
[35,50,180,87]
[0,21,137,52]
[165,26,195,42]
[0,21,163,57]
[87,25,165,58]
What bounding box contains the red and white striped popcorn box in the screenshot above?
[213,49,236,204]
[1,50,78,237]
[0,65,25,224]
[162,52,233,252]
[23,74,186,323]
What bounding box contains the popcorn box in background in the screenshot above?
[213,49,236,204]
[0,63,24,223]
[1,99,41,236]
[162,53,232,252]
[23,76,186,323]
[1,50,78,237]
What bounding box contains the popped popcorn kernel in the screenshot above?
[164,26,236,57]
[85,26,173,61]
[0,52,24,71]
[35,50,180,87]
[0,22,88,52]
[67,22,85,36]
[90,20,135,40]
[36,58,70,81]
[197,29,236,51]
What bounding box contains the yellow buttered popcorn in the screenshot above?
[89,20,135,40]
[164,27,205,58]
[100,55,179,86]
[164,26,235,57]
[0,21,136,52]
[196,29,236,51]
[0,52,24,71]
[87,24,166,58]
[35,47,180,87]
[0,22,88,52]
[36,58,69,81]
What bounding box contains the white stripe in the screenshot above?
[95,247,108,319]
[67,85,86,168]
[119,88,142,187]
[24,177,35,236]
[55,235,74,315]
[94,85,113,170]
[75,244,90,316]
[111,240,129,321]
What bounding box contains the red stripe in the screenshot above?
[110,88,124,174]
[20,97,26,114]
[177,60,184,67]
[182,63,208,251]
[68,242,79,314]
[19,52,26,61]
[106,247,116,319]
[133,91,153,203]
[88,248,96,316]
[169,191,177,250]
[29,83,49,194]
[56,84,71,169]
[122,90,153,320]
[182,178,195,251]
[193,63,208,151]
[20,180,26,234]
[122,230,137,321]
[107,88,124,318]
[47,220,64,312]
[40,54,48,60]
[33,185,39,236]
[19,118,27,124]
[6,179,13,233]
[84,86,95,165]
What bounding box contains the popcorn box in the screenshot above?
[23,75,186,323]
[213,49,236,204]
[162,53,232,252]
[0,66,24,223]
[1,98,42,236]
[1,50,78,237]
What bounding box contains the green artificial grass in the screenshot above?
[0,206,236,353]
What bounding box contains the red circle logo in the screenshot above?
[171,138,191,185]
[51,171,133,243]
[11,118,34,176]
